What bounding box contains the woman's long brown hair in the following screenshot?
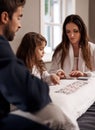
[52,14,92,70]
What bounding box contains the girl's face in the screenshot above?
[66,22,81,46]
[35,41,46,60]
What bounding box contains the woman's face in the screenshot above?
[66,22,81,46]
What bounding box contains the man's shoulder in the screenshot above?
[0,35,7,41]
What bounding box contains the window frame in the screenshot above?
[40,0,76,62]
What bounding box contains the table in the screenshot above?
[49,77,95,123]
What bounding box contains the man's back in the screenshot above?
[0,36,51,114]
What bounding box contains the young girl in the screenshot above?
[16,32,60,85]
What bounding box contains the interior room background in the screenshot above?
[10,0,95,70]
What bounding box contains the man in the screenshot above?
[0,0,79,130]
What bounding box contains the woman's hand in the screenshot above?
[69,70,86,77]
[56,70,66,79]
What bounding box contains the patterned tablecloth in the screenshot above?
[50,77,95,120]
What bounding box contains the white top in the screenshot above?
[49,42,95,77]
[31,65,52,85]
[73,57,79,70]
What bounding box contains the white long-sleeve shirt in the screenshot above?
[31,65,52,85]
[49,42,95,77]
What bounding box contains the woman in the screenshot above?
[49,14,95,78]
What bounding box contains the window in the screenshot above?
[41,0,75,61]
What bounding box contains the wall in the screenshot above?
[10,0,41,53]
[75,0,89,32]
[89,0,95,43]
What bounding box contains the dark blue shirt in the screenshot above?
[0,35,51,118]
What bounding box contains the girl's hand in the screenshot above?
[56,70,66,79]
[50,74,60,85]
[69,70,86,77]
